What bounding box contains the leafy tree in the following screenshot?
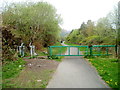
[2,27,22,62]
[2,2,62,49]
[86,20,95,37]
[79,22,87,37]
[66,16,117,45]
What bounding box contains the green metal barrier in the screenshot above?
[92,45,116,56]
[48,45,116,57]
[48,46,88,56]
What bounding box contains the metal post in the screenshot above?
[78,47,79,55]
[59,47,62,55]
[18,45,25,57]
[106,48,108,56]
[68,47,70,55]
[90,46,92,56]
[19,46,22,55]
[87,47,89,55]
[30,46,33,57]
[33,46,35,56]
[22,46,25,57]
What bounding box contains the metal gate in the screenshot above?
[48,45,117,57]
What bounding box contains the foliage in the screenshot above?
[2,27,22,61]
[66,6,118,46]
[66,29,80,44]
[64,42,79,46]
[86,56,118,88]
[2,2,62,49]
[2,58,26,79]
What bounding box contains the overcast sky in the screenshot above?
[1,0,119,31]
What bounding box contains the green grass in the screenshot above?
[64,42,79,46]
[86,56,118,89]
[2,69,55,88]
[0,69,1,89]
[2,58,26,88]
[2,58,26,79]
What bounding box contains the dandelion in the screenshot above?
[115,82,117,85]
[110,79,112,81]
[106,81,109,83]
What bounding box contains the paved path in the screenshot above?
[47,43,109,88]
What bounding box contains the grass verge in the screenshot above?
[2,58,26,88]
[2,42,66,88]
[86,56,118,89]
[7,69,55,88]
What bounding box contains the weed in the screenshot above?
[88,57,118,88]
[40,80,48,88]
[2,58,26,88]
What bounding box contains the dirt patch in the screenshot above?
[9,58,60,88]
[24,58,59,71]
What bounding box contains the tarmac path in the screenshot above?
[47,42,110,88]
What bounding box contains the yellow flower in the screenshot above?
[106,81,109,83]
[115,82,117,85]
[110,79,112,81]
